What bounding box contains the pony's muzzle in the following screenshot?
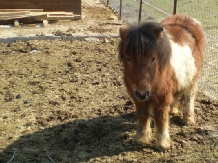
[134,90,150,101]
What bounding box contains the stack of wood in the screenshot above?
[0,9,81,27]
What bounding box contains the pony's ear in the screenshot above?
[152,27,163,38]
[119,26,131,41]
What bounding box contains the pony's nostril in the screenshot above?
[146,90,150,97]
[134,91,140,98]
[134,90,150,101]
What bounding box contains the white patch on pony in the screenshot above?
[170,41,196,91]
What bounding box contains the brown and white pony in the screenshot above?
[119,15,204,151]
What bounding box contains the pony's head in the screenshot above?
[119,23,171,101]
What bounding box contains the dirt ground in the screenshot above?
[0,0,218,163]
[0,0,121,41]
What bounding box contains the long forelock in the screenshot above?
[123,29,157,60]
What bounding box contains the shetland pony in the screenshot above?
[119,15,204,151]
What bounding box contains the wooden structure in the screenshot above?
[0,0,81,15]
[0,0,81,26]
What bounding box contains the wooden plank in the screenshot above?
[0,1,81,15]
[0,0,77,3]
[64,13,74,16]
[0,6,80,15]
[0,11,81,25]
[0,12,74,17]
[48,13,74,16]
[0,9,43,12]
[73,15,81,20]
[0,13,47,21]
[0,15,27,19]
[30,11,70,15]
[0,11,30,16]
[0,14,47,25]
[46,15,77,20]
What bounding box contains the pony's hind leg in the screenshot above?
[170,95,183,115]
[133,102,152,144]
[183,84,197,125]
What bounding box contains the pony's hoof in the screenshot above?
[132,132,152,145]
[156,138,171,152]
[170,107,180,115]
[182,112,195,125]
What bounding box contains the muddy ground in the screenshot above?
[0,0,218,163]
[0,37,218,163]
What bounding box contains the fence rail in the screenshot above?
[104,0,218,100]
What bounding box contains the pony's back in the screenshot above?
[161,15,204,77]
[161,15,204,60]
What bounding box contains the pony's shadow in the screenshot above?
[0,111,155,162]
[170,115,184,127]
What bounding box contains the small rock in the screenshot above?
[13,106,21,112]
[70,77,78,83]
[210,105,216,110]
[84,37,99,42]
[196,134,203,140]
[16,94,22,99]
[66,33,72,36]
[31,50,38,53]
[108,16,116,20]
[199,125,216,131]
[71,51,77,55]
[7,43,12,47]
[74,58,81,62]
[118,154,123,161]
[195,107,201,113]
[103,38,109,43]
[3,115,8,119]
[209,131,218,138]
[4,97,13,102]
[181,140,188,148]
[23,100,30,104]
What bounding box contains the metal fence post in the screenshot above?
[120,0,122,19]
[173,0,177,15]
[138,0,143,24]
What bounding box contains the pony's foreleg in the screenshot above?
[133,102,152,144]
[154,106,171,151]
[183,84,197,125]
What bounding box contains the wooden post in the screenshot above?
[138,0,143,24]
[43,20,48,27]
[107,0,109,5]
[119,0,122,19]
[14,20,19,28]
[173,0,178,15]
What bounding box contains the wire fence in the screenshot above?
[104,0,218,100]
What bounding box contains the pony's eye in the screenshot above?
[151,58,156,63]
[126,56,131,63]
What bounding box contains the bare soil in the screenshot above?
[0,0,218,162]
